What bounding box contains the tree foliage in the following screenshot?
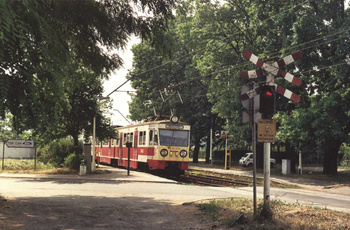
[0,0,176,146]
[128,0,350,174]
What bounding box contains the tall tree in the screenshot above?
[58,66,117,149]
[127,0,350,175]
[0,0,176,143]
[128,2,214,162]
[251,0,350,175]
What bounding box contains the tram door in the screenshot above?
[118,132,123,164]
[133,131,138,168]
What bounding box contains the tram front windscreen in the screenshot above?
[159,130,189,147]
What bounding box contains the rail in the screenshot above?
[179,170,258,187]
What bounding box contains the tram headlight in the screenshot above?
[180,150,187,158]
[160,149,168,157]
[170,115,179,124]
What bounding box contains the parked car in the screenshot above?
[239,152,276,167]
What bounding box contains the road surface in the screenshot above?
[0,166,349,229]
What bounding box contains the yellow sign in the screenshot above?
[221,131,228,139]
[257,119,276,143]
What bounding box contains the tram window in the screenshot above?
[149,130,153,145]
[149,130,158,145]
[123,132,134,146]
[130,133,133,144]
[154,130,158,146]
[159,130,189,147]
[139,131,146,145]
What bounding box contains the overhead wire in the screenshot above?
[161,28,350,100]
[267,26,350,60]
[107,0,349,100]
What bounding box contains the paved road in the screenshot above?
[0,166,349,229]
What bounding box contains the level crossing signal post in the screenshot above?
[240,49,304,220]
[259,81,276,219]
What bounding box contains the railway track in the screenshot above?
[179,170,256,187]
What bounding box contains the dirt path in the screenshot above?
[0,195,212,230]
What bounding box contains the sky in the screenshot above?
[102,36,140,127]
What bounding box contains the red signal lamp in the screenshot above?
[265,91,273,97]
[259,85,275,115]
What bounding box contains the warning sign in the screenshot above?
[257,119,276,143]
[221,131,228,139]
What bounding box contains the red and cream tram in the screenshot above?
[95,116,190,172]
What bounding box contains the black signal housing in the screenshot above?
[259,85,276,115]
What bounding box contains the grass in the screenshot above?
[269,165,350,185]
[0,159,54,172]
[0,159,75,174]
[191,159,350,185]
[196,198,350,230]
[0,159,110,175]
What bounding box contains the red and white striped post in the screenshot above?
[240,50,304,219]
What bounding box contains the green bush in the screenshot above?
[37,138,83,168]
[339,144,350,167]
[63,153,81,170]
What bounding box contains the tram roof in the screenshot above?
[115,119,189,130]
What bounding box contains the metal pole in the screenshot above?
[263,142,271,204]
[92,116,96,172]
[252,121,257,215]
[34,145,37,170]
[299,144,303,175]
[126,142,131,176]
[2,141,4,170]
[224,138,228,170]
[209,115,213,165]
[251,81,257,216]
[128,147,130,176]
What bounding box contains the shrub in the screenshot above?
[339,144,350,167]
[63,153,81,170]
[37,138,83,168]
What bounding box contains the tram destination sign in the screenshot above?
[6,139,35,148]
[165,124,184,130]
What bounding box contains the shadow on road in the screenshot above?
[0,195,210,230]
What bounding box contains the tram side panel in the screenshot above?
[100,141,111,164]
[132,131,138,169]
[118,130,138,169]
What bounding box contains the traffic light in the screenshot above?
[259,85,276,115]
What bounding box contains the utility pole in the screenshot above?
[250,82,258,216]
[259,81,275,219]
[241,81,260,216]
[92,116,96,172]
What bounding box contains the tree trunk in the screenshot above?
[192,137,200,163]
[323,139,342,175]
[286,142,297,173]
